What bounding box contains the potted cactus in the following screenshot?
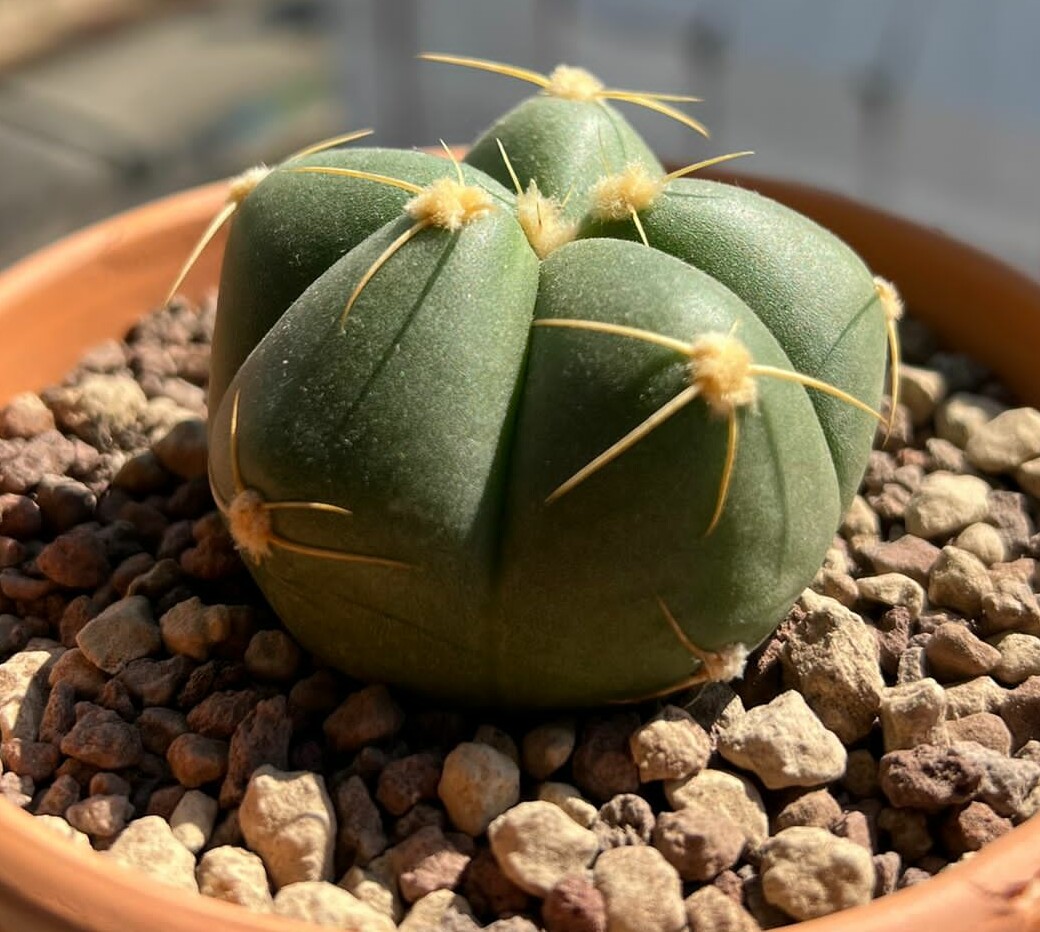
[1,53,1039,932]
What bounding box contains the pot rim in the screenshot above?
[0,175,1038,931]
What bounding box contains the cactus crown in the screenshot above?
[173,54,903,706]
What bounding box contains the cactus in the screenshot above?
[180,57,901,707]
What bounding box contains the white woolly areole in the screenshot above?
[699,643,750,682]
[405,178,495,230]
[687,333,758,418]
[227,489,272,561]
[228,166,271,205]
[873,276,904,322]
[545,64,604,100]
[590,164,664,221]
[516,182,577,259]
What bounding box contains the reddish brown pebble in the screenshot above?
[571,713,640,803]
[390,825,470,903]
[1,738,60,781]
[36,531,110,590]
[244,629,302,682]
[377,751,442,817]
[542,874,607,932]
[60,705,143,770]
[945,712,1013,755]
[323,684,404,753]
[166,732,229,788]
[773,789,842,831]
[652,806,745,882]
[925,622,1001,681]
[463,847,531,920]
[878,745,982,811]
[877,807,932,862]
[1000,676,1040,750]
[137,707,189,756]
[335,774,388,867]
[39,681,76,744]
[594,793,655,848]
[940,801,1013,855]
[147,784,187,820]
[0,494,42,539]
[186,689,259,740]
[219,695,292,808]
[34,773,80,816]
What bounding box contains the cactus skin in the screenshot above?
[210,148,512,417]
[204,62,891,708]
[464,97,661,217]
[580,177,887,508]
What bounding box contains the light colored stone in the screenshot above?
[398,889,475,932]
[717,691,846,789]
[782,597,884,744]
[899,365,947,427]
[956,741,1040,821]
[664,769,768,847]
[684,885,762,932]
[955,523,1009,566]
[945,677,1008,719]
[537,781,598,828]
[630,705,711,782]
[0,647,62,742]
[990,633,1040,685]
[926,622,1001,681]
[521,720,575,780]
[170,789,219,854]
[760,827,875,921]
[339,856,404,923]
[487,800,598,897]
[105,816,198,892]
[75,596,159,675]
[594,845,685,932]
[65,794,133,838]
[1014,457,1040,499]
[905,472,990,540]
[841,495,880,539]
[981,579,1040,637]
[936,392,1004,448]
[967,407,1040,474]
[272,881,395,930]
[33,814,91,849]
[239,765,336,889]
[857,573,926,620]
[438,741,520,837]
[197,845,273,912]
[45,374,147,449]
[879,679,948,751]
[928,546,994,617]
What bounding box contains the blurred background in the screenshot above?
[2,0,1038,278]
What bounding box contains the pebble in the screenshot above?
[438,741,520,837]
[773,789,842,831]
[336,774,389,866]
[760,827,875,921]
[877,807,932,862]
[340,856,404,924]
[981,579,1040,637]
[899,365,947,426]
[966,407,1040,473]
[398,889,476,932]
[169,789,218,853]
[377,751,442,817]
[684,885,761,932]
[990,633,1040,685]
[0,392,55,439]
[391,825,471,903]
[571,714,640,803]
[664,770,768,848]
[239,765,336,888]
[879,678,949,751]
[927,547,994,617]
[781,598,884,744]
[863,535,942,585]
[322,684,404,753]
[152,419,208,480]
[628,705,711,783]
[65,793,133,838]
[0,493,42,539]
[272,881,395,930]
[878,745,983,810]
[904,472,990,540]
[926,622,1001,681]
[463,847,530,920]
[955,523,1009,566]
[841,494,880,539]
[220,694,292,807]
[0,737,60,780]
[197,845,273,912]
[34,814,91,849]
[166,732,228,787]
[537,782,599,829]
[940,801,1013,855]
[944,676,1008,719]
[158,597,231,661]
[1,646,62,741]
[187,688,260,740]
[542,874,607,932]
[716,691,846,789]
[104,816,198,892]
[594,793,655,848]
[487,801,598,897]
[35,529,109,589]
[1015,457,1040,498]
[75,595,159,674]
[936,392,1004,448]
[243,629,301,682]
[521,720,576,780]
[996,675,1040,750]
[964,743,1040,820]
[652,805,745,881]
[856,573,925,620]
[60,705,142,769]
[593,845,686,932]
[44,374,148,451]
[946,712,1013,754]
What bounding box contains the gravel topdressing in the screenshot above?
[1,300,1039,931]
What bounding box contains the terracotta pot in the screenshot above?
[1,176,1039,931]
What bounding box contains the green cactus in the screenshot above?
[188,57,901,707]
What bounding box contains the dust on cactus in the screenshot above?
[170,55,902,708]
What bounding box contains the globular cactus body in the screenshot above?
[192,57,894,708]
